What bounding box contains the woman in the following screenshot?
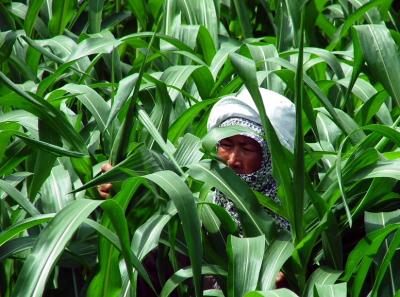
[99,87,295,230]
[207,87,295,231]
[98,87,295,291]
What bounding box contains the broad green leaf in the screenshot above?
[351,178,397,218]
[40,163,73,213]
[232,0,252,38]
[48,0,75,35]
[138,109,183,174]
[145,171,203,297]
[11,199,103,297]
[343,225,400,296]
[17,121,58,200]
[160,65,212,101]
[89,0,104,33]
[337,78,392,125]
[0,31,17,64]
[24,0,45,36]
[87,179,143,297]
[140,79,173,150]
[111,29,159,164]
[106,73,139,128]
[0,73,87,153]
[259,234,294,291]
[67,34,122,62]
[61,84,110,134]
[244,289,299,297]
[210,45,239,79]
[189,160,275,241]
[248,44,283,93]
[0,214,53,247]
[127,0,147,29]
[0,179,40,217]
[328,0,394,50]
[269,57,354,137]
[315,282,347,297]
[227,235,265,297]
[353,24,400,106]
[0,237,37,261]
[351,160,400,181]
[160,265,227,297]
[174,133,203,167]
[365,210,400,297]
[304,267,342,297]
[371,229,400,297]
[120,203,177,297]
[168,98,217,144]
[197,25,217,65]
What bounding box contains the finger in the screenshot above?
[98,190,110,199]
[98,183,113,199]
[101,163,113,173]
[100,183,112,191]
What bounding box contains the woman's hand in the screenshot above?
[276,271,288,288]
[98,163,113,199]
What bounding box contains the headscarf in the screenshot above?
[208,87,295,231]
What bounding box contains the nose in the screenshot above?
[226,149,242,171]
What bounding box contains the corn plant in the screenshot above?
[0,0,400,296]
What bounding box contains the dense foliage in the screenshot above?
[1,0,400,296]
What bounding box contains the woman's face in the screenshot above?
[217,135,263,174]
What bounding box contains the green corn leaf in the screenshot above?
[145,170,203,297]
[303,267,342,297]
[67,34,122,62]
[0,179,40,217]
[189,160,275,241]
[227,235,265,297]
[0,73,87,153]
[127,0,147,29]
[315,282,347,297]
[160,265,227,297]
[11,199,103,297]
[48,0,75,36]
[40,163,74,213]
[24,0,45,36]
[353,24,400,106]
[329,0,394,50]
[60,84,110,134]
[174,133,203,167]
[259,234,294,291]
[0,214,53,247]
[370,228,400,297]
[89,0,104,33]
[168,98,217,144]
[244,289,299,297]
[232,0,252,39]
[365,210,400,297]
[120,202,177,297]
[0,237,37,262]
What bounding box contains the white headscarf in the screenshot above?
[207,87,296,151]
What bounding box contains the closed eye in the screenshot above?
[243,146,257,152]
[219,140,233,148]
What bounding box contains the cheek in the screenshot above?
[217,147,229,162]
[244,153,262,173]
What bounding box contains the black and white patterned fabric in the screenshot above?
[214,117,290,232]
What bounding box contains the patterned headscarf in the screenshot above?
[214,117,290,231]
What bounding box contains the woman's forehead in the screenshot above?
[221,135,260,146]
